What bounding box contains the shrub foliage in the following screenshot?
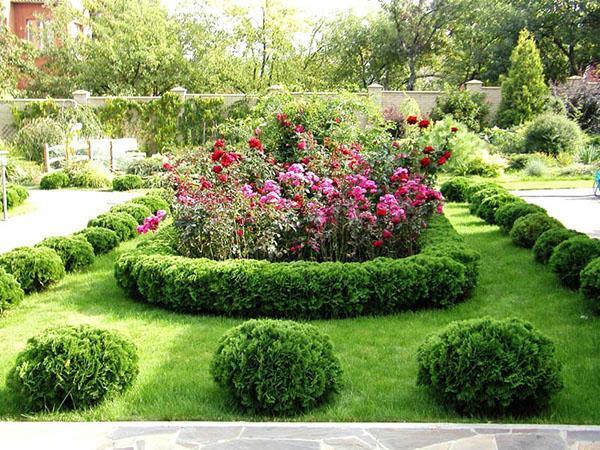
[211,319,343,415]
[88,212,138,241]
[112,174,143,191]
[549,236,600,289]
[510,213,563,248]
[533,228,581,264]
[36,236,95,272]
[40,171,70,190]
[580,257,600,314]
[0,247,65,293]
[0,267,24,314]
[110,203,152,224]
[495,202,546,233]
[76,227,120,254]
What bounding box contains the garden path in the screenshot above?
[0,188,139,253]
[513,188,600,239]
[0,421,598,449]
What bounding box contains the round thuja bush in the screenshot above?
[112,174,143,191]
[463,182,500,202]
[495,202,546,233]
[580,258,600,314]
[88,212,137,241]
[211,319,343,415]
[417,317,563,416]
[549,236,600,289]
[510,213,563,248]
[110,203,152,225]
[0,247,65,293]
[40,171,70,190]
[130,195,169,214]
[0,267,24,314]
[533,228,582,264]
[440,177,472,202]
[523,113,584,156]
[476,194,522,224]
[75,227,120,254]
[36,236,95,272]
[468,187,507,214]
[7,325,139,411]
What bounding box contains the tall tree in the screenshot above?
[0,21,36,97]
[496,29,549,127]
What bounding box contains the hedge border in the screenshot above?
[114,214,480,319]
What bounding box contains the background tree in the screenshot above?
[0,22,36,97]
[496,29,549,127]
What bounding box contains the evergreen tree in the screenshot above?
[496,29,549,127]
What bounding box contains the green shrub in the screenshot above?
[580,258,600,314]
[430,86,490,132]
[0,247,65,293]
[75,227,120,255]
[40,171,70,190]
[468,186,507,214]
[476,194,522,224]
[0,267,24,314]
[126,156,165,177]
[417,317,563,416]
[88,212,137,242]
[211,319,342,415]
[7,325,139,411]
[549,236,600,289]
[533,228,582,264]
[36,236,95,272]
[130,195,169,214]
[523,113,585,156]
[495,202,546,233]
[523,158,549,177]
[440,177,473,202]
[110,203,152,224]
[420,243,480,295]
[64,163,111,189]
[463,182,500,202]
[510,213,563,248]
[112,174,143,191]
[1,184,29,210]
[13,117,65,162]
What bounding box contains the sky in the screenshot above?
[160,0,380,18]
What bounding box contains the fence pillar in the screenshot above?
[465,79,483,92]
[109,140,115,171]
[72,89,90,105]
[171,86,187,101]
[87,140,93,161]
[367,83,384,108]
[42,144,50,172]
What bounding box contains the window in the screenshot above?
[25,19,53,49]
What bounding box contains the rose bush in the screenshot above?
[165,114,453,263]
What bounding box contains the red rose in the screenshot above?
[438,156,447,165]
[294,124,305,133]
[220,153,236,167]
[217,174,228,182]
[162,162,173,171]
[451,127,458,133]
[406,115,418,125]
[423,146,434,154]
[301,157,310,165]
[211,149,224,162]
[382,229,393,239]
[373,240,384,247]
[213,139,225,149]
[418,119,430,129]
[443,151,452,159]
[420,157,431,166]
[248,137,263,150]
[212,165,223,173]
[376,207,387,216]
[297,140,307,150]
[236,229,244,236]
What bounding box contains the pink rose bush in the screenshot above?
[137,210,167,234]
[165,114,452,262]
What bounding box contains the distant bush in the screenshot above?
[463,182,501,202]
[211,319,342,415]
[468,186,507,215]
[64,163,111,189]
[440,177,472,202]
[126,156,165,178]
[476,194,522,224]
[430,86,490,132]
[523,113,584,156]
[7,325,138,411]
[523,158,549,177]
[112,174,143,191]
[88,212,137,241]
[13,117,65,162]
[495,202,546,233]
[0,267,24,314]
[0,247,65,293]
[510,213,563,248]
[554,80,600,134]
[110,203,152,224]
[40,171,70,190]
[533,228,582,264]
[36,236,95,272]
[130,195,169,214]
[1,184,29,210]
[580,258,600,314]
[549,236,600,289]
[75,227,120,255]
[382,106,405,138]
[486,126,525,154]
[417,317,563,416]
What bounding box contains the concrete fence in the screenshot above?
[0,81,502,141]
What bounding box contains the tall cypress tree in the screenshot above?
[496,29,549,127]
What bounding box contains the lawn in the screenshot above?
[439,174,592,191]
[0,203,598,423]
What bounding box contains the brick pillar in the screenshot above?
[72,90,90,105]
[367,83,384,109]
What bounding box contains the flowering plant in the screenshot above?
[137,210,167,234]
[165,114,452,262]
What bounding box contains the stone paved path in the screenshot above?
[0,422,599,450]
[0,188,139,253]
[512,188,600,239]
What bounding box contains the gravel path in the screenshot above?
[0,421,598,450]
[0,188,139,254]
[512,188,600,239]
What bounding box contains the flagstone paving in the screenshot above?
[0,422,599,450]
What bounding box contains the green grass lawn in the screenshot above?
[0,203,598,423]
